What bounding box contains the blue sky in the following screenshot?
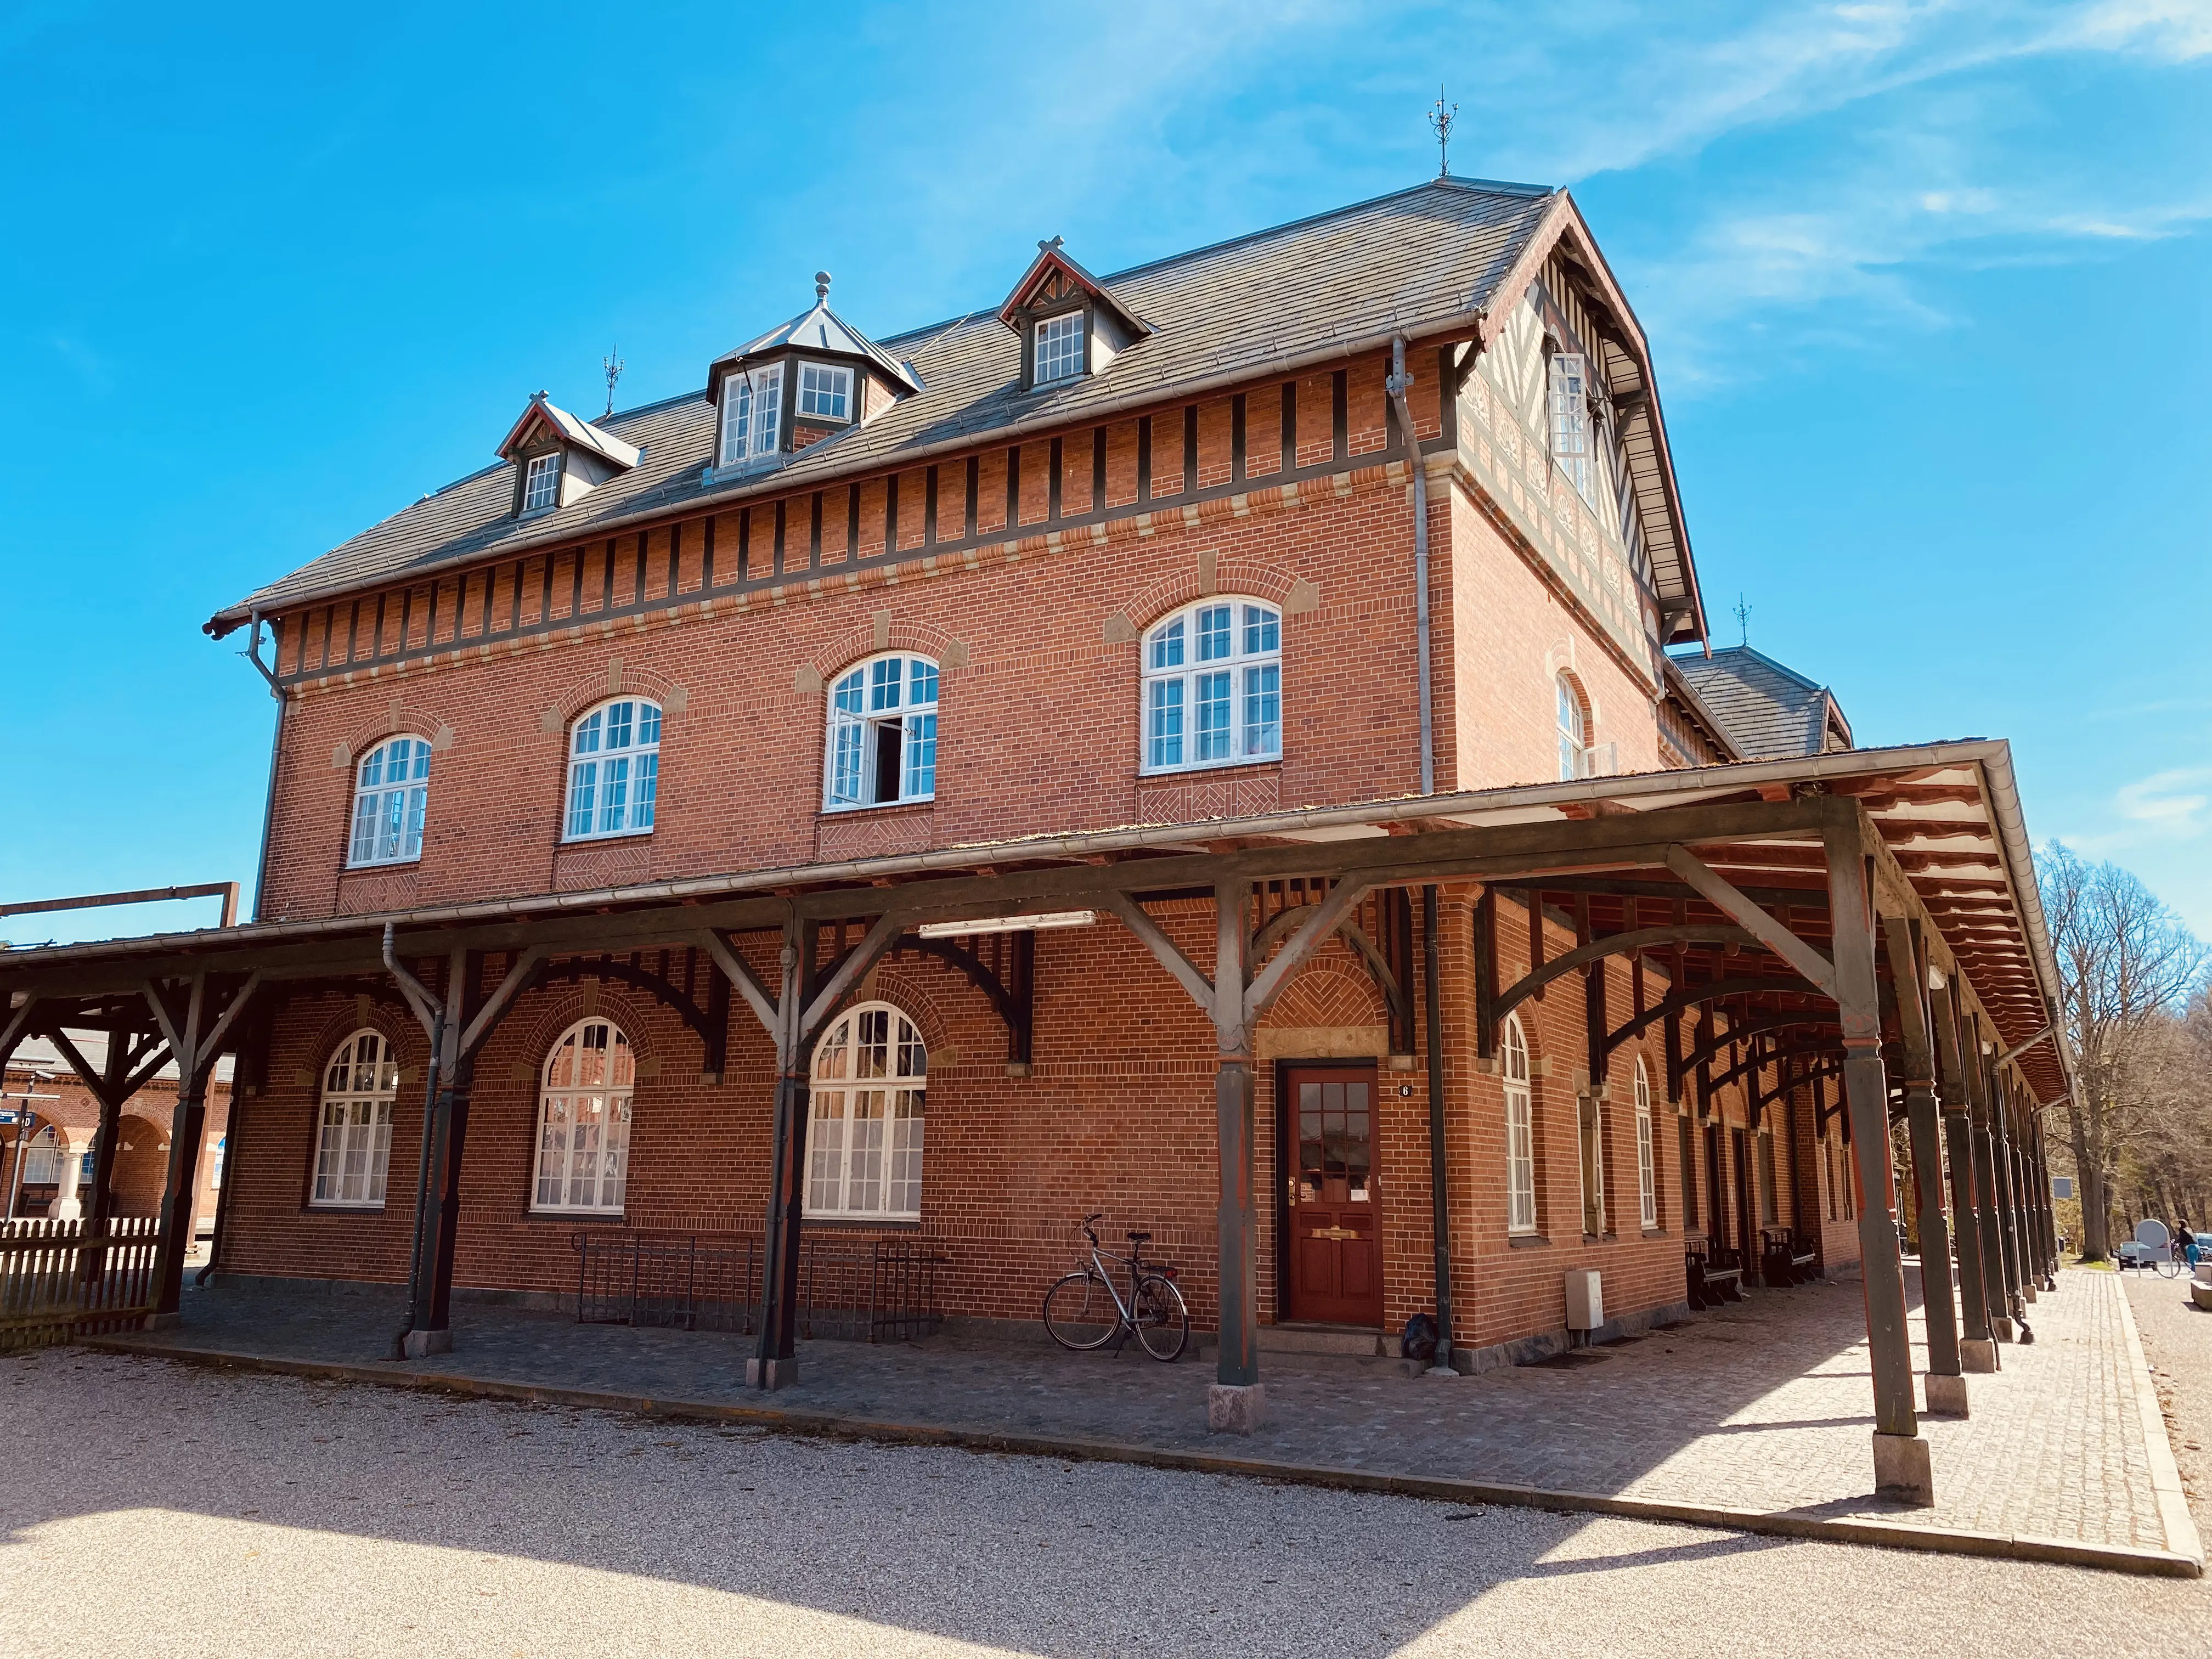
[3,1,2209,945]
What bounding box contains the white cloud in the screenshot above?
[2115,768,2212,836]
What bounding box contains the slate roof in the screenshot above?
[208,176,1576,635]
[1667,646,1853,760]
[495,395,641,468]
[710,295,923,394]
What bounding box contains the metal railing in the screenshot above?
[0,1216,165,1351]
[573,1231,946,1344]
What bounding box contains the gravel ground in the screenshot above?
[2,1346,2209,1659]
[2123,1270,2212,1529]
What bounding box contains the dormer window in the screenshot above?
[1034,313,1085,385]
[719,363,784,467]
[523,453,562,514]
[799,363,852,421]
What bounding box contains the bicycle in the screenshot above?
[1041,1213,1190,1361]
[2158,1238,2187,1279]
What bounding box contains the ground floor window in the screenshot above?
[1635,1060,1657,1230]
[312,1030,397,1207]
[1578,1094,1605,1237]
[1503,1015,1536,1234]
[807,1002,926,1221]
[533,1019,633,1215]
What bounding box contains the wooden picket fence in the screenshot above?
[0,1217,166,1352]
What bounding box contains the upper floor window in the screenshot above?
[349,737,431,867]
[1142,599,1281,774]
[533,1018,633,1215]
[1503,1014,1536,1235]
[1547,351,1595,505]
[312,1029,397,1209]
[798,363,851,421]
[1555,675,1587,782]
[807,1002,926,1221]
[565,699,661,841]
[718,363,785,467]
[1034,312,1085,384]
[826,654,938,810]
[522,452,562,513]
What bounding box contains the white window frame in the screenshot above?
[531,1018,634,1216]
[718,363,786,467]
[1635,1058,1657,1230]
[1555,674,1587,782]
[806,1001,926,1221]
[1033,311,1085,385]
[1579,1092,1606,1237]
[1141,598,1282,775]
[348,736,431,868]
[823,654,939,811]
[798,362,852,421]
[21,1126,70,1188]
[310,1029,398,1209]
[522,452,562,513]
[1503,1015,1536,1235]
[1548,350,1595,505]
[564,698,662,842]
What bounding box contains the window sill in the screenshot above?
[819,796,935,817]
[803,1214,923,1229]
[343,857,421,873]
[528,1209,629,1223]
[307,1201,387,1214]
[1139,756,1283,780]
[1642,1227,1668,1239]
[1507,1233,1550,1249]
[703,455,789,486]
[560,828,654,847]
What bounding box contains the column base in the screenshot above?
[143,1311,184,1332]
[1924,1372,1970,1417]
[1991,1316,2016,1343]
[401,1328,453,1359]
[1960,1338,1999,1373]
[1207,1382,1266,1434]
[1873,1431,1935,1506]
[2041,1274,2057,1293]
[746,1356,799,1391]
[2022,1283,2038,1304]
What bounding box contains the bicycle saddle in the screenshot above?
[1126,1231,1152,1242]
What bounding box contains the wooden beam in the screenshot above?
[458,949,547,1060]
[1496,923,1754,1026]
[800,910,912,1042]
[1103,893,1215,1014]
[1244,878,1372,1026]
[1665,846,1838,1002]
[694,929,780,1036]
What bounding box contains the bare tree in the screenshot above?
[2037,842,2209,1260]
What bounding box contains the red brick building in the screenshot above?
[0,179,2068,1501]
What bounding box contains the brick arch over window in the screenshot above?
[539,661,690,735]
[332,701,456,772]
[299,1000,420,1087]
[1110,558,1315,645]
[794,617,972,699]
[827,964,952,1061]
[509,984,664,1085]
[1261,964,1388,1031]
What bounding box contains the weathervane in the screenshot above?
[1733,593,1752,647]
[1429,86,1458,178]
[602,346,625,419]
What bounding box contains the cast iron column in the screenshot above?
[1208,879,1263,1432]
[752,922,809,1390]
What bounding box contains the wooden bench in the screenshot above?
[1685,1241,1745,1310]
[1760,1227,1819,1286]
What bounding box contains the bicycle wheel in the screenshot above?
[1043,1272,1121,1351]
[2158,1253,2184,1279]
[1132,1274,1189,1362]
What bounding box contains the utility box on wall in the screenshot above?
[1565,1269,1603,1332]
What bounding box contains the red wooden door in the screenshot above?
[1284,1066,1383,1326]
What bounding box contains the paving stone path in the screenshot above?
[111,1263,2170,1555]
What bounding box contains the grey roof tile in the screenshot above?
[209,177,1560,632]
[1667,646,1849,760]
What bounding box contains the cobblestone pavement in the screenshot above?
[2121,1270,2211,1527]
[100,1262,2178,1558]
[5,1344,2210,1659]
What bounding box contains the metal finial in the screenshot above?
[814,270,832,302]
[1429,86,1458,178]
[1038,235,1065,253]
[532,388,549,402]
[1733,594,1752,647]
[601,347,624,419]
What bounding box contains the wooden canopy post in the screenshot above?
[1978,1047,2026,1330]
[40,1018,174,1289]
[1881,916,1965,1415]
[1929,979,1997,1371]
[1995,1085,2034,1313]
[141,971,261,1325]
[1825,823,1930,1504]
[2031,1118,2060,1286]
[1961,1036,2015,1344]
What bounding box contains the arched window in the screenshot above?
[565,699,661,841]
[312,1030,398,1207]
[1141,599,1281,772]
[1634,1057,1657,1230]
[1555,674,1587,781]
[20,1125,76,1188]
[1578,1088,1606,1237]
[533,1019,634,1215]
[1503,1014,1536,1235]
[825,654,938,809]
[806,1002,926,1220]
[349,737,431,867]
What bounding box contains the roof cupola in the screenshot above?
[706,274,920,478]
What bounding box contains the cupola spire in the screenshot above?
[814,270,832,302]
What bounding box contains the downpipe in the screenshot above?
[1385,337,1435,795]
